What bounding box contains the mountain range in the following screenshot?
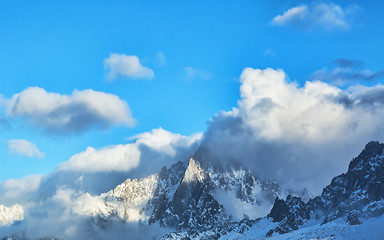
[2,141,384,239]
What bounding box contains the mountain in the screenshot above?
[265,141,384,236]
[93,150,280,233]
[2,141,384,239]
[183,141,384,239]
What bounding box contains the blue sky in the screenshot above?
[0,0,384,180]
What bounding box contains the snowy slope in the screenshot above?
[0,205,23,226]
[219,214,384,240]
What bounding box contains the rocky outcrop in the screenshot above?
[267,195,310,234]
[155,157,228,230]
[265,141,384,236]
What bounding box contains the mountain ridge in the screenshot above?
[2,141,384,239]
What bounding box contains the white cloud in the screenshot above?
[7,139,44,158]
[104,53,154,81]
[184,66,212,79]
[59,144,141,173]
[72,193,108,217]
[272,2,359,30]
[238,68,347,142]
[0,175,43,205]
[132,127,203,156]
[201,67,384,195]
[6,87,135,135]
[273,5,309,26]
[59,127,202,173]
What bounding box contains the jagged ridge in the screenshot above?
[266,141,384,236]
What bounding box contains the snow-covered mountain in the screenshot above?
[163,141,384,239]
[2,141,384,239]
[91,149,279,234]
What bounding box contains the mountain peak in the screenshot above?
[182,157,208,183]
[349,141,384,171]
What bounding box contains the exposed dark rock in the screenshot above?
[156,157,229,230]
[267,195,309,234]
[266,141,384,234]
[268,198,289,222]
[346,211,362,225]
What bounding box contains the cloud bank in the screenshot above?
[200,68,384,195]
[59,127,202,174]
[6,87,135,135]
[104,53,154,81]
[272,2,359,30]
[7,139,44,158]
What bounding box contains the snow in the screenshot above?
[101,174,160,223]
[0,204,23,226]
[219,218,279,240]
[218,214,384,240]
[182,157,207,183]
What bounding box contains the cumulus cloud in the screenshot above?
[59,144,141,173]
[311,59,384,86]
[131,127,202,156]
[272,2,360,30]
[0,175,43,206]
[7,139,44,158]
[6,87,135,135]
[199,68,384,195]
[59,127,202,175]
[104,53,154,81]
[184,66,212,79]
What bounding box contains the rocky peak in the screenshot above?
[265,141,384,236]
[348,141,384,171]
[181,157,209,184]
[267,195,309,235]
[320,141,384,214]
[268,198,289,222]
[157,156,227,230]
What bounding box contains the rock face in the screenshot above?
[264,141,384,235]
[96,152,279,233]
[93,141,384,239]
[155,157,227,230]
[97,160,187,224]
[268,195,310,234]
[320,141,384,219]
